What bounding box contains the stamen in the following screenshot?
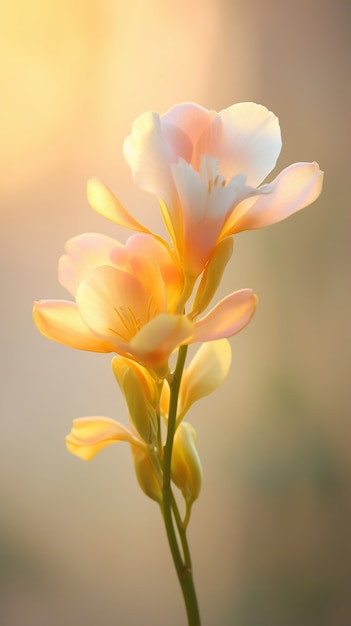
[112,306,143,340]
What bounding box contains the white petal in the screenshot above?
[123,111,177,206]
[195,102,282,187]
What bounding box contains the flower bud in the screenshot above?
[130,445,163,503]
[171,422,202,504]
[112,357,159,444]
[191,238,233,317]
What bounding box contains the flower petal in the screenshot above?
[123,111,178,206]
[121,234,184,310]
[76,266,153,345]
[32,300,115,352]
[87,177,152,233]
[112,360,158,444]
[130,314,194,373]
[58,233,122,297]
[66,417,142,461]
[178,339,232,419]
[191,238,233,316]
[228,161,323,233]
[161,102,214,148]
[195,102,282,187]
[192,289,257,343]
[170,159,238,275]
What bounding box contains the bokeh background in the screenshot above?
[1,1,350,624]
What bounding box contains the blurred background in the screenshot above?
[1,0,350,624]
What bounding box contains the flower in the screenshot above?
[33,232,258,374]
[121,102,323,277]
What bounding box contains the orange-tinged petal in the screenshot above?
[76,266,153,344]
[66,416,142,461]
[120,233,184,309]
[225,162,323,234]
[192,289,257,343]
[32,300,115,352]
[87,177,152,233]
[130,314,194,373]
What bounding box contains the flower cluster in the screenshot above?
[33,101,323,519]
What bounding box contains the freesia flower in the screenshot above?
[121,102,323,277]
[33,232,257,374]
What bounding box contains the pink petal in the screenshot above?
[230,161,323,232]
[194,102,282,187]
[191,289,258,343]
[170,160,239,275]
[32,300,115,352]
[161,102,214,149]
[59,233,122,297]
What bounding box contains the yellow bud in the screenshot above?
[130,445,163,504]
[171,422,202,504]
[112,357,159,444]
[191,238,233,317]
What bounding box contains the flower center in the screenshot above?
[113,305,142,341]
[112,295,159,341]
[199,155,226,192]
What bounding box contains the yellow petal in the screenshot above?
[116,365,158,444]
[130,314,193,373]
[178,339,232,419]
[66,417,142,461]
[76,265,150,344]
[33,300,115,352]
[191,238,233,317]
[87,177,152,233]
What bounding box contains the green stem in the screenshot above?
[162,345,201,626]
[170,491,192,568]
